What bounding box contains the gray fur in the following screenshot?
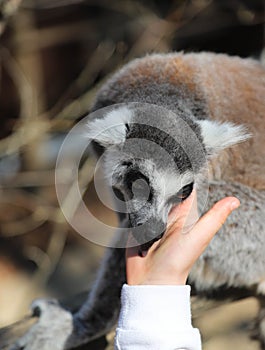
[10,52,265,349]
[190,181,265,291]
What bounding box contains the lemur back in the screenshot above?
[92,52,265,189]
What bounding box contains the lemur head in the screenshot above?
[87,103,249,252]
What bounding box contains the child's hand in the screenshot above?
[126,190,240,285]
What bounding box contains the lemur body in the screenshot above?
[11,52,265,350]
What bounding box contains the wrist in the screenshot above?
[138,278,187,285]
[136,272,188,286]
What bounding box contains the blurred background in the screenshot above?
[0,0,264,349]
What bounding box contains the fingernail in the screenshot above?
[230,199,240,210]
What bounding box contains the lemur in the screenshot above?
[10,52,265,350]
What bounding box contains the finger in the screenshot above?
[156,190,197,250]
[126,233,140,259]
[190,196,240,249]
[126,245,139,259]
[167,190,198,231]
[126,235,149,284]
[182,191,199,231]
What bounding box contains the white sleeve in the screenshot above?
[115,284,201,350]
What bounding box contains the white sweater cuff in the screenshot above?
[115,284,201,349]
[118,284,193,331]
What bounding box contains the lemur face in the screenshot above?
[109,154,195,252]
[87,104,249,252]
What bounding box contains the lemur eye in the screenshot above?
[177,183,194,201]
[122,161,133,167]
[169,182,194,204]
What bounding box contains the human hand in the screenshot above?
[126,190,240,285]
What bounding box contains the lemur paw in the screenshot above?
[10,299,73,350]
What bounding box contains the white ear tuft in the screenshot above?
[86,106,132,147]
[198,120,251,154]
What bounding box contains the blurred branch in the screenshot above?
[0,159,96,286]
[0,190,52,237]
[126,16,175,59]
[31,157,95,285]
[47,40,116,119]
[10,20,94,53]
[0,170,55,188]
[0,47,49,157]
[0,0,23,36]
[0,47,35,121]
[22,0,86,9]
[0,39,116,157]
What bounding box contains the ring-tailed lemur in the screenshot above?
[10,52,265,350]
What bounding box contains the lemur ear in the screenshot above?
[86,106,132,147]
[198,119,251,155]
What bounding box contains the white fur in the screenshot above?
[155,170,194,214]
[198,120,251,152]
[155,169,194,199]
[86,106,132,147]
[104,149,127,185]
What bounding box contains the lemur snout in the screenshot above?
[130,217,166,253]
